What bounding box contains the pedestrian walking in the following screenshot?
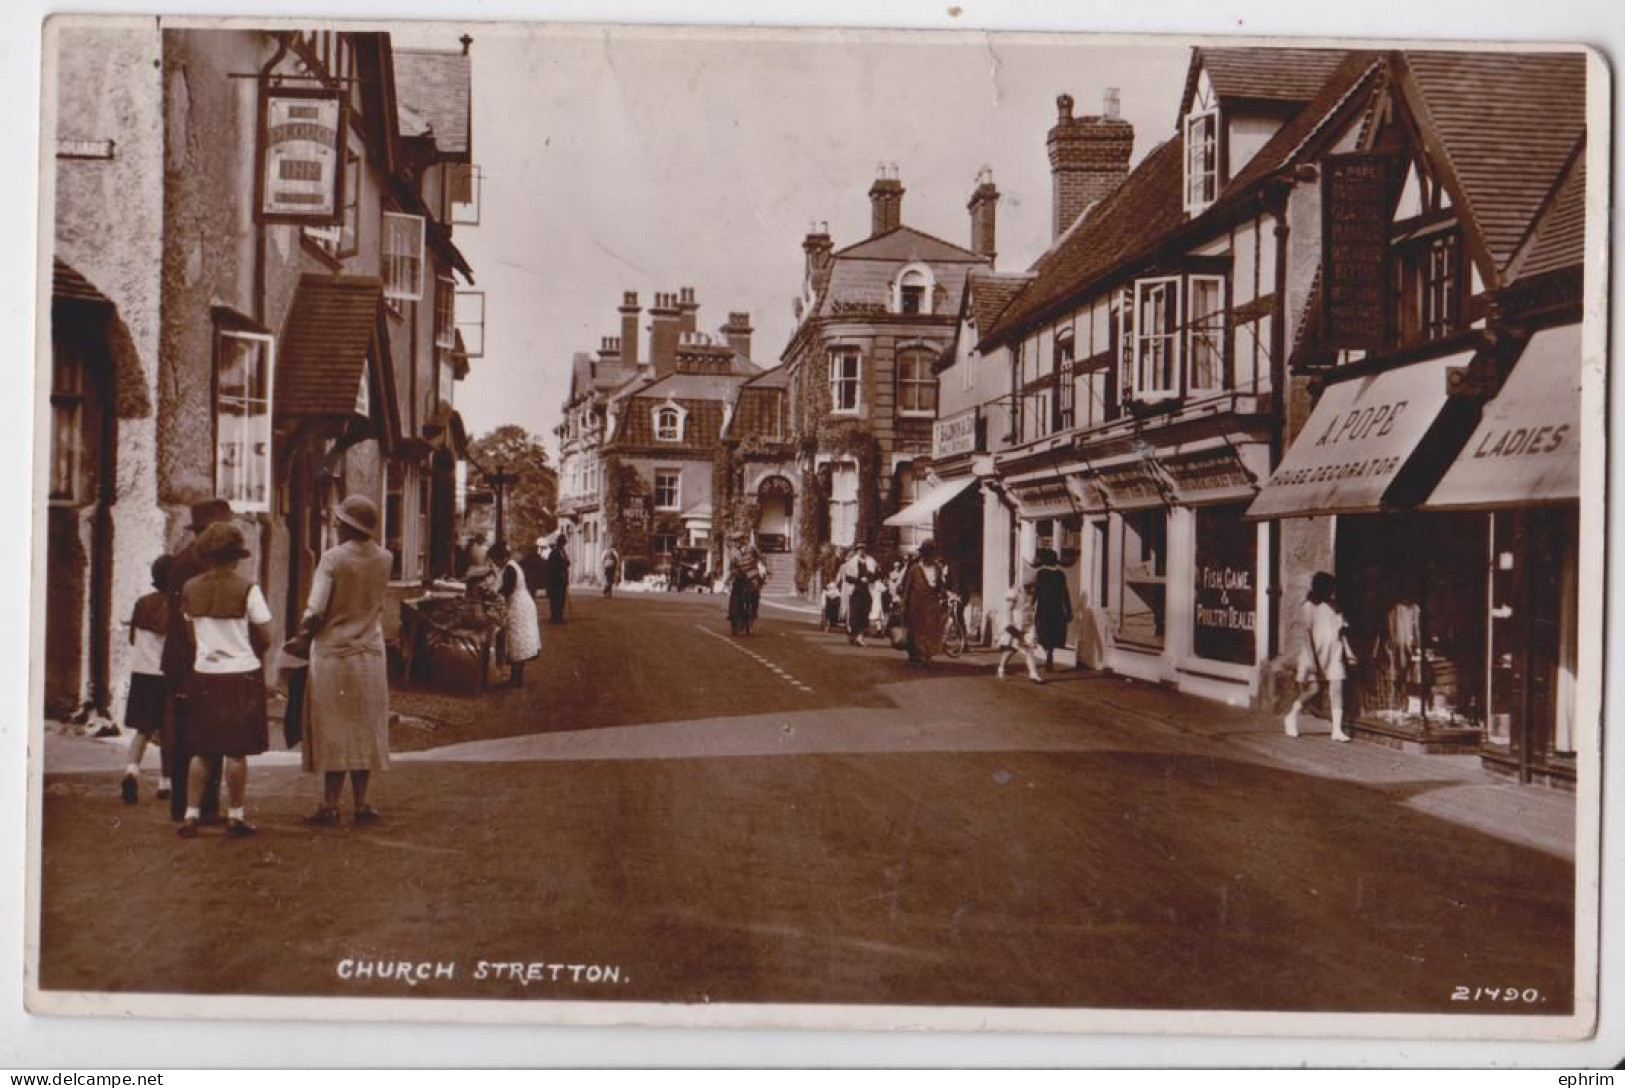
[900,540,947,667]
[490,542,541,686]
[841,542,877,647]
[601,547,620,597]
[820,577,842,631]
[119,555,174,805]
[996,584,1046,684]
[160,498,235,823]
[1284,571,1356,742]
[546,536,571,623]
[298,496,394,828]
[175,522,272,839]
[1033,547,1073,672]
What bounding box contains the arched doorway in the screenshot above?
[756,474,794,553]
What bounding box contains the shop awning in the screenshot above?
[1008,476,1095,520]
[276,275,398,429]
[1245,351,1471,520]
[1424,325,1581,509]
[884,475,978,528]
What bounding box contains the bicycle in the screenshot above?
[727,569,763,636]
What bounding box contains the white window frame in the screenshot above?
[654,402,686,442]
[892,263,936,315]
[828,348,862,415]
[1183,107,1220,214]
[1186,274,1227,397]
[654,467,681,511]
[1115,290,1134,404]
[382,211,425,301]
[433,276,457,350]
[1134,276,1182,402]
[896,347,938,418]
[214,329,276,513]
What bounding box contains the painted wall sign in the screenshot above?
[932,408,981,459]
[1161,447,1256,497]
[1093,461,1164,508]
[256,87,346,224]
[1322,152,1397,352]
[1192,504,1257,664]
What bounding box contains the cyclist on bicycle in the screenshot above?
[726,536,767,635]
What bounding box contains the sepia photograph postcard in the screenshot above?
[14,0,1618,1058]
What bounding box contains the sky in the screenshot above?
[425,24,1192,452]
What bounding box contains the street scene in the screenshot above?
[33,18,1600,1031]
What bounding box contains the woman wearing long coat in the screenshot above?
[901,540,947,666]
[300,495,394,827]
[1032,548,1074,672]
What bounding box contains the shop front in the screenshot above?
[1424,324,1584,785]
[1247,348,1496,750]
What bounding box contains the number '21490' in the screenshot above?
[1451,986,1544,1003]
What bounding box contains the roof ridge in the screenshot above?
[1503,136,1587,284]
[832,223,985,261]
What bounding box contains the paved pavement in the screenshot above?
[37,588,1578,1010]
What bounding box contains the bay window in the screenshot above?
[829,348,861,414]
[1121,272,1231,404]
[1055,337,1075,432]
[382,211,425,302]
[1186,275,1227,395]
[214,328,274,511]
[1134,277,1181,401]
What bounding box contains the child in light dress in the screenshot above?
[996,584,1046,685]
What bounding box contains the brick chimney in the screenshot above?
[676,286,699,335]
[1047,89,1133,239]
[869,163,904,236]
[721,312,753,361]
[648,291,681,377]
[802,221,833,291]
[967,167,999,265]
[618,291,640,367]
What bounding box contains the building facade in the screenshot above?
[781,168,993,593]
[44,25,480,716]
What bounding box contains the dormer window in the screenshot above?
[1184,107,1220,213]
[653,401,686,442]
[892,264,936,315]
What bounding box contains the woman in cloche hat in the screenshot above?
[175,521,273,838]
[297,495,395,827]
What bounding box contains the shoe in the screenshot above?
[1029,676,1046,685]
[304,805,342,827]
[1283,715,1300,738]
[354,805,380,827]
[176,819,200,839]
[121,775,137,805]
[156,787,171,800]
[225,818,258,838]
[95,724,121,738]
[1331,731,1352,743]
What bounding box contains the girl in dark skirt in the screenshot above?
[121,555,173,804]
[176,522,273,838]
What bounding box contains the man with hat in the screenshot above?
[160,498,234,822]
[839,541,878,647]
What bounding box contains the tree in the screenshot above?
[467,424,559,548]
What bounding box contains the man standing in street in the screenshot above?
[546,537,572,623]
[160,498,234,823]
[601,546,619,598]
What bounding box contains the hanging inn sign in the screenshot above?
[255,85,347,225]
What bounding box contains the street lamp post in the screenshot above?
[487,463,520,545]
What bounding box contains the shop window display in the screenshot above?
[1339,511,1487,730]
[1117,508,1167,649]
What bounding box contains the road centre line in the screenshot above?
[694,624,815,695]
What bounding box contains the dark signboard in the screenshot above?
[256,86,347,225]
[1192,504,1257,664]
[1321,152,1397,352]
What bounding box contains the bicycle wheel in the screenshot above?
[944,615,967,658]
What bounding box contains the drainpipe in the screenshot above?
[1266,182,1292,661]
[255,35,289,595]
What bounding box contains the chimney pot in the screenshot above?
[1104,87,1120,120]
[1047,91,1134,239]
[1057,93,1074,121]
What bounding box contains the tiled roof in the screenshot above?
[52,258,111,305]
[983,136,1185,343]
[818,249,982,321]
[276,275,386,418]
[394,48,472,156]
[833,224,985,263]
[966,271,1032,335]
[1401,50,1586,278]
[987,52,1381,346]
[633,371,752,403]
[613,396,728,449]
[724,386,789,442]
[1515,150,1585,281]
[1182,47,1351,118]
[743,365,790,388]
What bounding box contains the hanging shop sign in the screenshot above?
[1322,152,1398,352]
[1192,504,1257,664]
[256,86,347,225]
[932,407,982,459]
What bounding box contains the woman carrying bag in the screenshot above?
[1284,571,1356,742]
